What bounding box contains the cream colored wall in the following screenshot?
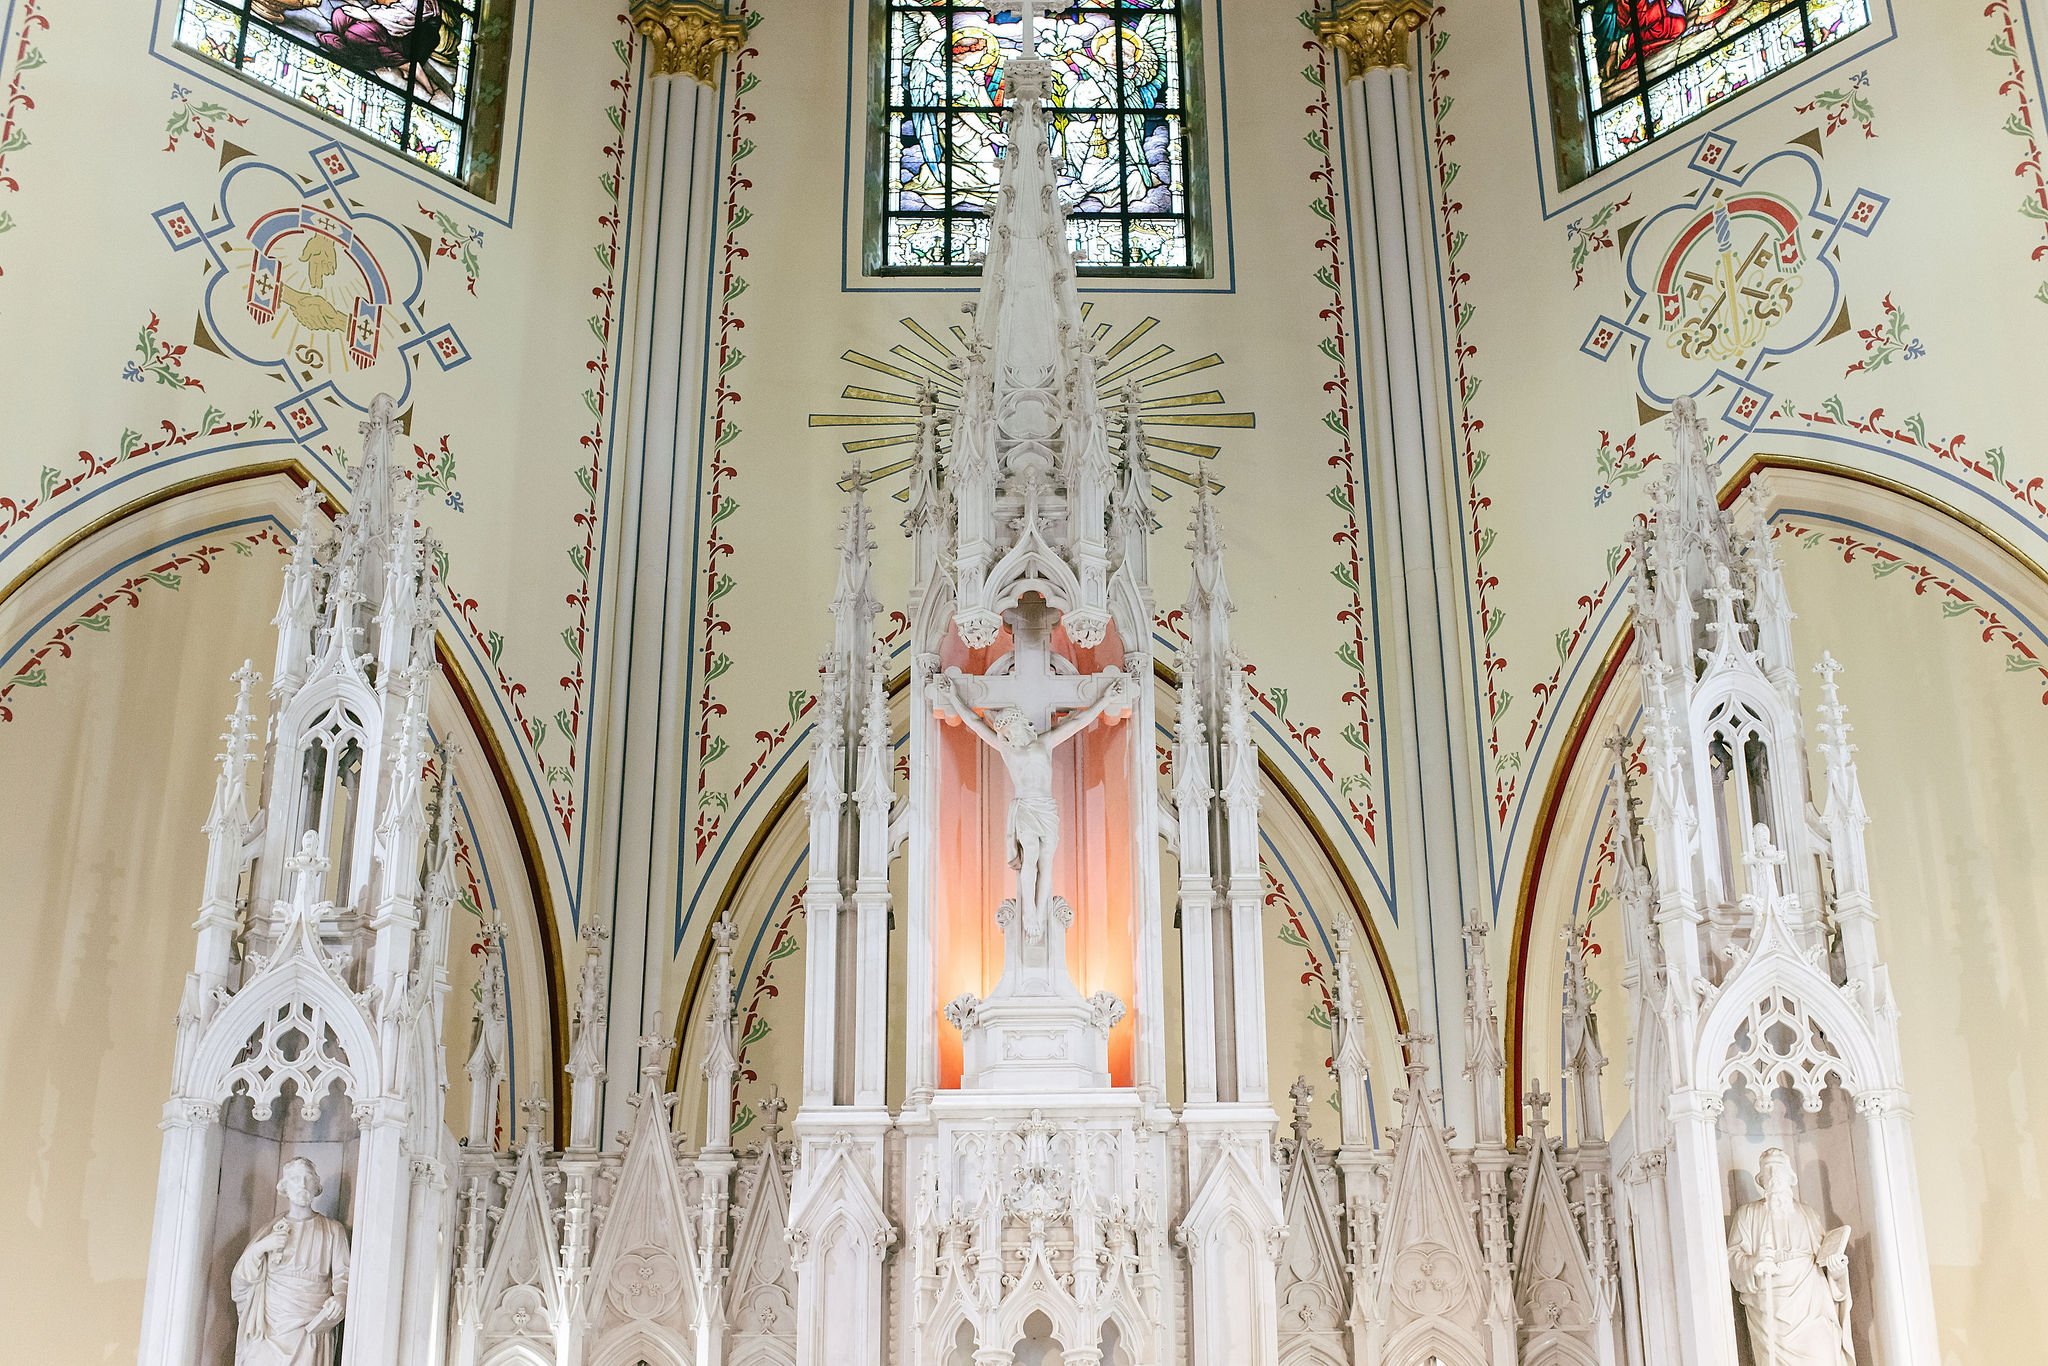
[1777,531,2048,1362]
[0,526,276,1355]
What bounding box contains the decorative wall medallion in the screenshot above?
[154,144,468,452]
[1580,133,1885,409]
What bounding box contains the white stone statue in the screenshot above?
[231,1157,351,1366]
[932,666,1131,941]
[1727,1148,1854,1366]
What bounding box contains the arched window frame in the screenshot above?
[169,0,516,198]
[866,0,1212,278]
[1539,0,1872,186]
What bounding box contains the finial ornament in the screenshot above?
[631,1,745,84]
[1318,0,1434,76]
[638,1009,677,1091]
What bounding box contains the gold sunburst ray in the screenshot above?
[811,313,1256,504]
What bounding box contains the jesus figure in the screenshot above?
[933,667,1132,941]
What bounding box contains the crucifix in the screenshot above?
[932,596,1131,944]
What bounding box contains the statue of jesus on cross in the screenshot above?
[931,600,1132,943]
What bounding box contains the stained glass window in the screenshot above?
[879,2,1200,273]
[173,0,506,188]
[1575,0,1870,168]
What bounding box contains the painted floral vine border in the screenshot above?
[1775,517,2048,703]
[0,407,276,547]
[0,0,50,268]
[690,0,772,862]
[1984,0,2048,304]
[1292,8,1379,843]
[730,879,802,1139]
[0,526,288,722]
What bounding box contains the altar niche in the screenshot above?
[930,594,1139,1089]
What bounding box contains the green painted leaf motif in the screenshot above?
[37,465,60,500]
[74,613,111,633]
[1314,265,1340,293]
[593,244,614,271]
[1989,446,2009,483]
[1606,544,1626,578]
[739,1018,770,1048]
[737,70,760,96]
[704,734,730,765]
[1484,608,1506,640]
[699,790,729,814]
[1341,722,1368,754]
[1326,485,1352,513]
[2037,282,2048,306]
[530,716,550,748]
[1336,642,1364,674]
[0,130,28,155]
[2004,111,2034,138]
[582,388,603,419]
[1321,410,1348,438]
[1990,32,2019,57]
[1300,62,1325,90]
[1306,1005,1332,1030]
[1476,527,1496,558]
[1555,628,1573,663]
[16,46,44,70]
[1870,560,1903,577]
[706,653,733,681]
[1307,198,1334,225]
[1330,563,1358,593]
[709,573,737,602]
[1822,394,1847,425]
[1269,686,1290,722]
[144,571,183,590]
[1278,923,1309,948]
[786,689,808,723]
[1319,337,1344,365]
[0,211,14,234]
[485,630,505,665]
[1903,413,1927,446]
[730,1106,756,1136]
[712,495,740,524]
[720,346,747,374]
[732,138,757,163]
[1939,598,1975,618]
[560,626,582,658]
[575,465,596,498]
[1442,161,1460,189]
[567,545,588,575]
[2007,653,2038,672]
[1304,129,1327,154]
[16,666,47,689]
[1470,449,1490,479]
[769,932,800,960]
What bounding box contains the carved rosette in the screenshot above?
[1316,0,1434,76]
[631,1,746,84]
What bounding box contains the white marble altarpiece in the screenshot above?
[137,6,1943,1363]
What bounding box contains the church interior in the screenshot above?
[0,2,2042,1363]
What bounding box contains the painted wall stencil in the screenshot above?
[1580,133,1883,406]
[154,144,468,455]
[809,305,1253,503]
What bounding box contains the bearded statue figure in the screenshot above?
[1727,1148,1855,1366]
[231,1157,352,1366]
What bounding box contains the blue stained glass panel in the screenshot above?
[882,0,1197,272]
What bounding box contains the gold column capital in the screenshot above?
[1316,0,1434,77]
[630,1,747,84]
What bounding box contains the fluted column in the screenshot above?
[590,4,744,1143]
[1317,0,1485,1133]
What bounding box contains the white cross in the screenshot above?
[947,598,1099,731]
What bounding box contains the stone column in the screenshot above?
[590,1,745,1143]
[1663,1089,1741,1366]
[1855,1090,1941,1365]
[135,1101,224,1366]
[341,1101,415,1366]
[1318,0,1487,1134]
